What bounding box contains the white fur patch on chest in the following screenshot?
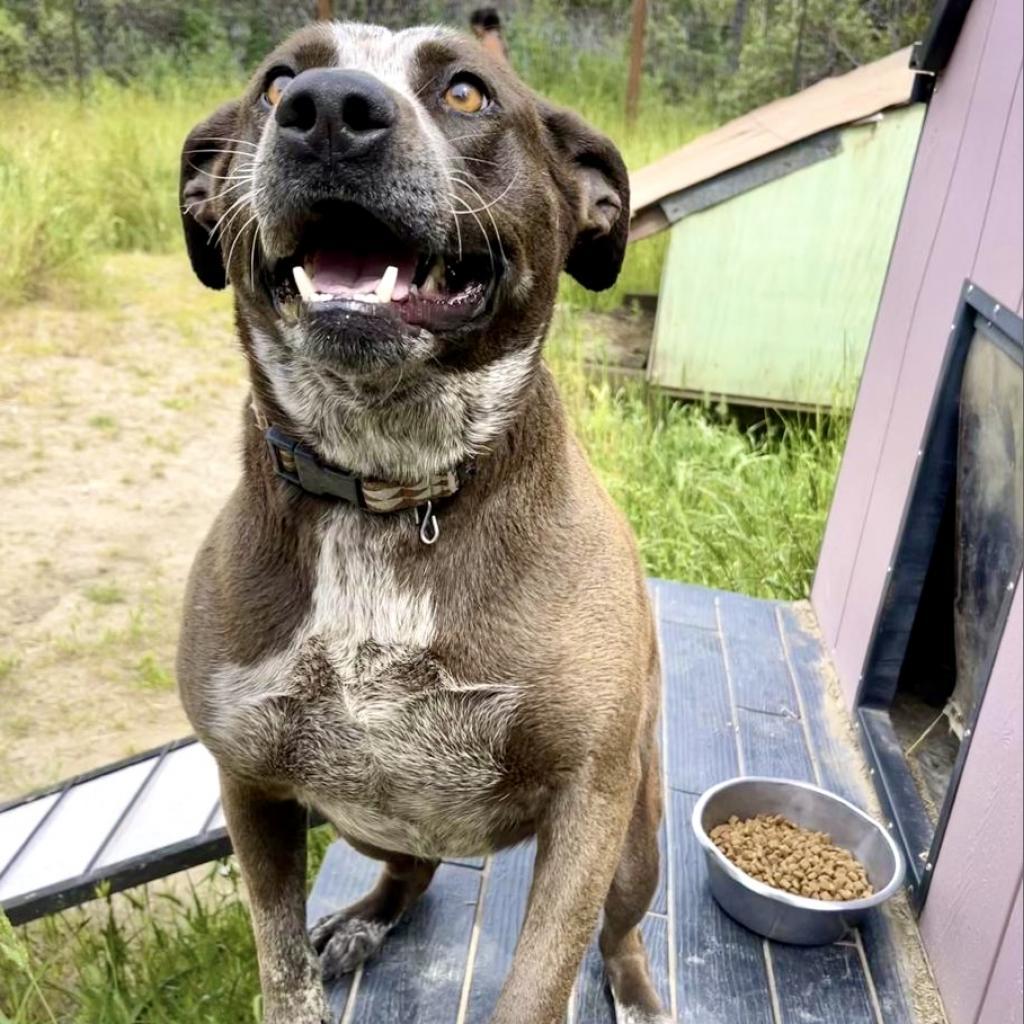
[205,511,520,858]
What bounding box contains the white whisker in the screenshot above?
[225,210,261,277]
[448,193,495,274]
[449,171,518,215]
[449,175,508,268]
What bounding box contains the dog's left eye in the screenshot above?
[264,73,294,108]
[444,77,489,114]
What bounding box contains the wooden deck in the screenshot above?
[309,580,932,1024]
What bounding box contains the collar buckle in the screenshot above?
[266,427,364,507]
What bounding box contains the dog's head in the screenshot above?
[180,23,627,473]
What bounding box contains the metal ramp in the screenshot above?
[0,737,226,924]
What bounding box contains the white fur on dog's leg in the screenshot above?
[318,918,390,980]
[613,997,676,1024]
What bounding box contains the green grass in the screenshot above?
[84,582,126,606]
[135,652,174,691]
[548,312,847,599]
[0,654,17,684]
[0,830,334,1024]
[0,76,237,305]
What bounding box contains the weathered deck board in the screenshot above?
[771,941,879,1020]
[308,581,922,1023]
[670,789,775,1024]
[660,619,740,795]
[717,593,800,716]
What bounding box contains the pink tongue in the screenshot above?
[310,249,416,300]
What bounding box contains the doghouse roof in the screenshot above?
[629,46,917,241]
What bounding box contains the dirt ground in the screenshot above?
[0,254,247,800]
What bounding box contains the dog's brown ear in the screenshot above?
[541,105,629,292]
[179,101,241,290]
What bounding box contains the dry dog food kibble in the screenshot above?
[710,813,874,901]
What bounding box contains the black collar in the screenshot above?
[263,426,466,527]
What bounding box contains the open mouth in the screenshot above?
[270,202,501,333]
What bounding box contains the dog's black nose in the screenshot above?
[275,69,397,160]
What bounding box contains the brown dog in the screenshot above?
[176,21,667,1024]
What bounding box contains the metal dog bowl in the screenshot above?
[692,777,905,945]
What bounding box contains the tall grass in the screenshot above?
[548,313,847,599]
[0,33,704,307]
[0,76,236,304]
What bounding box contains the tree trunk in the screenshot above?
[791,0,809,93]
[727,0,752,71]
[625,0,647,127]
[315,0,333,20]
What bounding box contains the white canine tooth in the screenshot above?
[376,265,398,303]
[292,265,316,302]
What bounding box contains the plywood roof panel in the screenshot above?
[630,47,917,238]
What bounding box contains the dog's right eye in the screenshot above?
[263,72,294,108]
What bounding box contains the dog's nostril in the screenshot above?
[277,90,317,133]
[341,94,383,133]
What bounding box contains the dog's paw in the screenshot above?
[310,911,391,980]
[613,999,675,1024]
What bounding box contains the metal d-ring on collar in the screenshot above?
[414,501,440,546]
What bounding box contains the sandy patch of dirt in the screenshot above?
[0,254,247,800]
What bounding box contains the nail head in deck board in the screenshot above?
[0,793,61,877]
[660,620,740,794]
[463,842,537,1024]
[717,593,800,717]
[671,789,774,1024]
[92,742,220,868]
[0,759,153,900]
[736,707,816,783]
[346,863,480,1024]
[770,940,878,1023]
[651,578,721,630]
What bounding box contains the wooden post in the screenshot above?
[315,0,333,20]
[625,0,647,127]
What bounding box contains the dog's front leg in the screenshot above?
[490,763,637,1024]
[220,773,328,1024]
